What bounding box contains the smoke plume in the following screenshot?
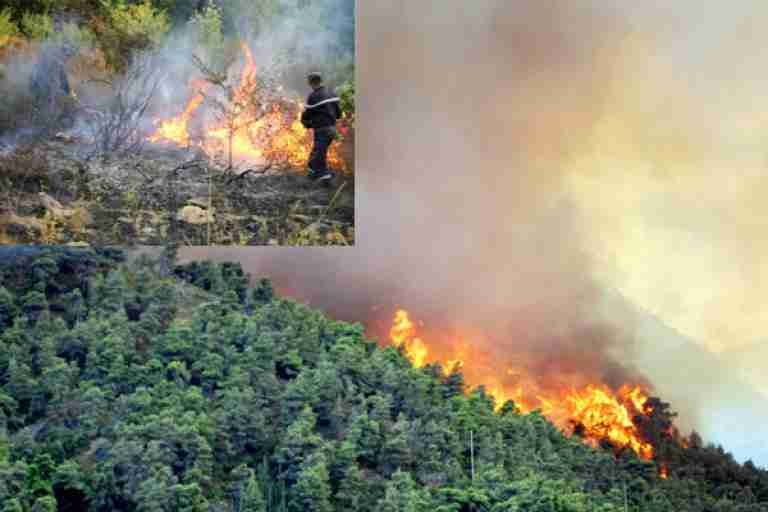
[181,0,768,466]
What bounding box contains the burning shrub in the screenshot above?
[149,42,349,174]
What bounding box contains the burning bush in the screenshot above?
[148,41,349,174]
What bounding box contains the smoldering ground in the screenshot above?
[181,0,768,466]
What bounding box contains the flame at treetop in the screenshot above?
[388,309,656,460]
[390,309,429,368]
[148,41,346,172]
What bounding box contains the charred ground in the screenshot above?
[0,139,354,246]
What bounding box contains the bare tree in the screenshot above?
[84,52,164,160]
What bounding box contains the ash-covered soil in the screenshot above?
[0,137,354,246]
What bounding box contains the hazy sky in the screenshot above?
[564,0,768,393]
[184,0,768,466]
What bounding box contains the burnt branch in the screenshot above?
[225,164,272,185]
[84,52,164,160]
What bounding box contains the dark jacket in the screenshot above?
[301,86,342,129]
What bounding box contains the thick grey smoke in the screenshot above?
[181,0,768,466]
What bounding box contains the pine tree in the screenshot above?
[236,466,266,512]
[376,470,423,512]
[443,366,465,399]
[31,496,56,512]
[62,288,86,327]
[21,290,48,324]
[136,465,177,512]
[159,242,179,278]
[89,271,127,316]
[334,463,367,511]
[251,278,274,305]
[380,413,412,475]
[29,257,58,294]
[1,499,22,512]
[291,452,333,512]
[274,406,323,485]
[172,482,209,512]
[0,287,15,329]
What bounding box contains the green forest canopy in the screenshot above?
[0,246,766,512]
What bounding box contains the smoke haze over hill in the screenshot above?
[182,0,768,466]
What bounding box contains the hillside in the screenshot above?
[0,247,767,511]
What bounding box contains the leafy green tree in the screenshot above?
[20,11,53,40]
[99,0,170,71]
[0,8,19,47]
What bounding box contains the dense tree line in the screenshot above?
[0,247,766,511]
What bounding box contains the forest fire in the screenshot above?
[389,309,656,460]
[148,41,345,171]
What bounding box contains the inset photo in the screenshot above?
[0,0,355,246]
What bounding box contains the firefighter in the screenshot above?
[300,71,342,181]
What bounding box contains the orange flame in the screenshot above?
[390,309,428,368]
[564,384,654,459]
[148,41,346,172]
[388,309,656,460]
[148,79,210,147]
